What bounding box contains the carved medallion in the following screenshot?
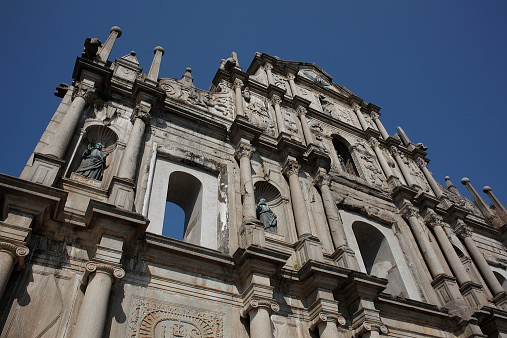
[127,296,224,337]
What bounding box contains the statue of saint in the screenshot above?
[75,143,109,181]
[256,198,277,233]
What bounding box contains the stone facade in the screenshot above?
[1,26,507,337]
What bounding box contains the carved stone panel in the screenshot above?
[127,296,224,337]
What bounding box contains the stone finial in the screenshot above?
[461,177,494,218]
[483,186,507,218]
[445,176,453,187]
[483,186,492,193]
[147,46,165,83]
[461,177,470,185]
[96,26,123,63]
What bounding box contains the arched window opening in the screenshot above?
[353,222,407,297]
[494,271,507,292]
[162,202,185,240]
[332,138,358,176]
[165,171,203,244]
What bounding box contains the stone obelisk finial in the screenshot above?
[461,178,494,218]
[97,26,122,64]
[483,186,507,218]
[147,46,165,84]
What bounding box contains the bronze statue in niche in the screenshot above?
[75,143,109,180]
[256,198,277,233]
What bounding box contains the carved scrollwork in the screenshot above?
[455,220,473,239]
[400,203,419,220]
[240,298,279,318]
[282,160,300,177]
[423,209,444,229]
[0,241,29,265]
[83,261,125,286]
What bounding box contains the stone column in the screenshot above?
[0,242,29,299]
[233,79,245,117]
[271,94,286,134]
[445,176,461,195]
[484,186,507,218]
[46,83,95,159]
[283,160,312,237]
[417,159,443,199]
[296,106,314,145]
[146,46,165,83]
[73,262,125,338]
[287,72,299,96]
[390,146,416,187]
[424,212,472,285]
[314,314,344,338]
[370,111,389,140]
[369,138,394,179]
[117,104,150,180]
[315,172,359,269]
[401,203,446,278]
[97,26,122,64]
[265,62,275,85]
[352,103,369,131]
[456,221,504,296]
[460,178,494,218]
[234,142,257,221]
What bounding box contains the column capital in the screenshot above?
[0,241,29,269]
[287,72,296,80]
[368,137,380,148]
[400,202,419,219]
[240,298,279,317]
[264,62,274,71]
[370,111,380,120]
[351,102,361,112]
[72,82,95,103]
[270,94,282,105]
[233,78,244,89]
[132,103,151,124]
[314,172,331,188]
[296,105,307,117]
[282,160,301,177]
[83,261,125,289]
[310,312,346,330]
[455,220,473,239]
[416,157,428,168]
[423,209,444,229]
[389,145,400,156]
[234,142,256,160]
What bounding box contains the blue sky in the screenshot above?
[1,1,506,234]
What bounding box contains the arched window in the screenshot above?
[332,138,358,176]
[494,271,507,292]
[353,221,407,297]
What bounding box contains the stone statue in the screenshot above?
[256,198,277,233]
[75,143,109,180]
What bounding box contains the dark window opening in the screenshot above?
[332,138,358,176]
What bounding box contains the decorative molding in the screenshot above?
[127,296,224,338]
[0,241,29,269]
[82,261,125,288]
[310,312,346,330]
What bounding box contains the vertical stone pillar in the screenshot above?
[270,94,286,134]
[352,103,369,131]
[296,106,315,145]
[46,83,95,159]
[233,79,245,117]
[315,172,359,269]
[445,176,461,195]
[264,62,275,85]
[390,146,416,187]
[396,126,416,150]
[234,142,257,221]
[0,243,29,299]
[417,159,443,199]
[456,221,505,296]
[97,26,122,64]
[370,112,389,140]
[146,46,165,83]
[283,160,312,237]
[460,178,494,218]
[287,72,299,96]
[401,204,446,278]
[73,263,125,338]
[369,138,394,179]
[117,104,150,180]
[483,186,507,218]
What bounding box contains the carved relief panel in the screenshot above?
[352,141,387,188]
[282,107,303,142]
[245,93,276,137]
[249,66,268,86]
[127,296,224,338]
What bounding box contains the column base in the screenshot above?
[460,281,489,307]
[26,153,66,187]
[108,176,135,210]
[492,292,507,311]
[239,219,265,248]
[331,245,359,270]
[295,234,324,265]
[387,175,402,190]
[431,274,466,306]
